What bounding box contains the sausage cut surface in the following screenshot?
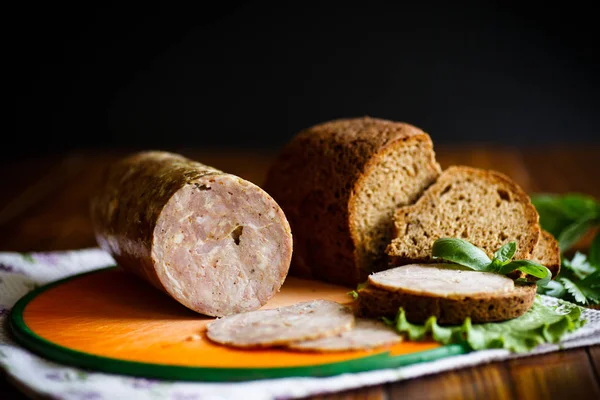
[368,264,515,297]
[91,151,293,317]
[206,300,355,348]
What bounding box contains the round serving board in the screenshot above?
[9,267,467,381]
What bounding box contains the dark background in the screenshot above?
[11,2,600,154]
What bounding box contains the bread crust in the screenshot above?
[358,282,537,324]
[387,165,541,264]
[263,117,440,286]
[530,230,561,278]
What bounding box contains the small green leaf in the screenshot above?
[494,242,517,264]
[589,232,600,268]
[538,280,566,298]
[347,290,359,300]
[562,252,596,280]
[499,260,551,286]
[576,271,600,305]
[432,238,491,271]
[487,258,504,273]
[356,281,369,290]
[558,217,597,253]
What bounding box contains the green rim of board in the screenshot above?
[9,268,469,382]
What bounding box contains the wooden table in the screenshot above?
[1,146,599,399]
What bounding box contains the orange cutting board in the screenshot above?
[9,267,467,381]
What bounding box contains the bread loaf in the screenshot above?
[263,117,441,286]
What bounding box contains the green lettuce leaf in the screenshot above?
[385,296,585,353]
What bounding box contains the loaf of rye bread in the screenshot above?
[263,117,441,286]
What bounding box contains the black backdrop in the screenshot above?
[11,2,600,154]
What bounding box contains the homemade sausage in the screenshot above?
[206,300,355,348]
[90,151,293,317]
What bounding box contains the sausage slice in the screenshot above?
[206,300,355,347]
[287,318,401,352]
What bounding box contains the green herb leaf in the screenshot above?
[589,232,600,268]
[499,260,552,287]
[562,252,596,280]
[389,297,585,353]
[494,242,517,264]
[357,281,369,290]
[347,290,359,300]
[537,280,566,298]
[575,271,600,305]
[431,238,491,271]
[558,217,598,253]
[561,278,588,304]
[540,252,600,305]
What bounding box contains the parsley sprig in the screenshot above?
[431,238,552,286]
[531,193,600,306]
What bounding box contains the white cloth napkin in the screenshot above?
[1,249,599,400]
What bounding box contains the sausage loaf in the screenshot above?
[90,151,293,317]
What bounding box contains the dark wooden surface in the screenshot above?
[1,146,599,399]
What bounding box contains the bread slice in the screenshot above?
[263,117,441,286]
[358,264,536,324]
[530,230,561,278]
[386,166,541,265]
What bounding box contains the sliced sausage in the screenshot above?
[206,300,355,348]
[287,318,401,352]
[368,264,515,297]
